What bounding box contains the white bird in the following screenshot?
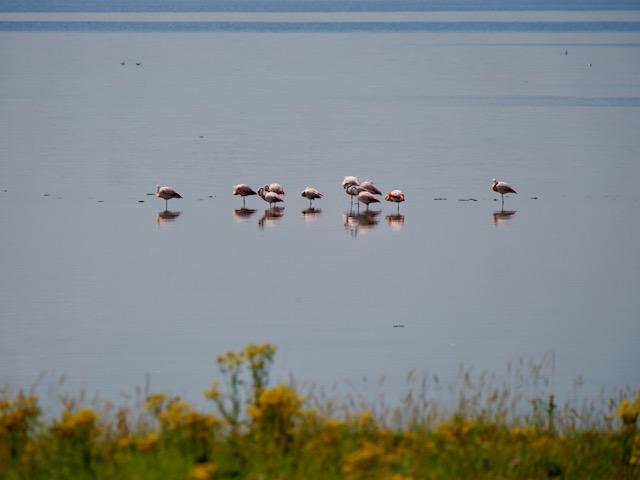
[258,187,284,208]
[155,184,182,210]
[345,184,366,206]
[300,187,323,207]
[265,183,285,195]
[359,180,382,195]
[232,184,257,207]
[357,191,380,210]
[341,176,359,189]
[385,190,405,213]
[491,179,517,206]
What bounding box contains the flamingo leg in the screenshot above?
[165,199,168,210]
[242,197,246,208]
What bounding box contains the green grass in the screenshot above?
[1,343,638,480]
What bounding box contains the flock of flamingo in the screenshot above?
[155,177,517,212]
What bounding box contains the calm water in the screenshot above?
[0,7,639,405]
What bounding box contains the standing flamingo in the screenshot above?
[301,187,323,207]
[341,176,359,189]
[232,184,257,207]
[385,190,405,213]
[155,184,182,210]
[491,179,517,206]
[345,184,366,207]
[265,183,285,195]
[258,187,284,208]
[359,180,382,195]
[357,191,380,210]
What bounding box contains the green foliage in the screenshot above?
[1,344,638,480]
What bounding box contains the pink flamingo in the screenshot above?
[265,183,285,195]
[301,187,323,207]
[232,184,257,207]
[258,187,284,208]
[385,190,405,212]
[155,184,182,210]
[491,179,517,206]
[357,191,380,210]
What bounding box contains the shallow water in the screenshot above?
[0,10,639,404]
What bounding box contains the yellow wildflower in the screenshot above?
[203,381,221,401]
[343,441,388,480]
[188,462,217,480]
[617,397,640,426]
[53,408,98,439]
[137,432,160,452]
[216,351,243,371]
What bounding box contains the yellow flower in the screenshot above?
[216,351,243,371]
[53,408,98,439]
[137,432,160,451]
[617,397,640,426]
[203,381,221,401]
[188,462,217,480]
[343,441,387,479]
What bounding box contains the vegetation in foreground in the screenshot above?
[1,343,639,480]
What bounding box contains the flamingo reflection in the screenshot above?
[156,210,182,224]
[301,207,322,223]
[386,214,405,231]
[233,208,257,223]
[258,207,285,229]
[492,209,517,226]
[343,209,380,238]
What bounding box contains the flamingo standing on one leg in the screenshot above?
[359,180,382,195]
[232,184,257,207]
[265,183,285,196]
[491,179,517,207]
[357,191,380,211]
[258,187,284,208]
[301,187,323,207]
[385,189,405,213]
[155,184,182,210]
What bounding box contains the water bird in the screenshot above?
[136,62,142,66]
[359,180,382,195]
[491,179,517,206]
[341,176,359,189]
[257,187,284,208]
[385,190,405,212]
[300,187,323,207]
[155,184,182,209]
[232,184,257,207]
[264,183,285,195]
[345,184,366,206]
[357,191,380,210]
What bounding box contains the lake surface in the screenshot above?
[0,5,639,406]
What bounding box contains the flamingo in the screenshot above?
[359,180,382,195]
[385,190,405,213]
[301,187,323,207]
[155,184,182,210]
[265,183,285,195]
[257,187,284,208]
[341,176,359,189]
[357,191,380,210]
[345,185,366,207]
[232,184,257,207]
[491,179,517,206]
